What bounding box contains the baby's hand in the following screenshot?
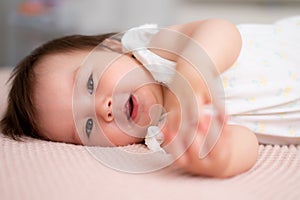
[161,107,258,178]
[161,104,229,177]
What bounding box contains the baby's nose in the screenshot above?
[96,97,114,122]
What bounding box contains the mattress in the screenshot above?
[1,134,300,200]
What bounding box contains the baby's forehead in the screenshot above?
[32,52,80,142]
[35,51,89,74]
[32,51,87,108]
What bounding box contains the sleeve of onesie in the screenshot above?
[121,24,177,86]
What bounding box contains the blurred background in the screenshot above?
[0,0,299,67]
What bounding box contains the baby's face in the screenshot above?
[34,50,163,146]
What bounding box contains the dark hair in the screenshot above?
[0,33,116,140]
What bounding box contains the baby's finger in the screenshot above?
[161,127,190,164]
[174,133,205,174]
[198,104,227,159]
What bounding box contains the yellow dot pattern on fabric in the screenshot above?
[246,97,256,103]
[276,51,288,60]
[222,16,300,140]
[289,71,300,81]
[276,87,292,97]
[258,123,266,133]
[289,127,296,136]
[222,76,236,89]
[251,77,267,87]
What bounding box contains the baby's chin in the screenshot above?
[110,135,145,146]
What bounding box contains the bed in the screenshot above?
[1,67,300,200]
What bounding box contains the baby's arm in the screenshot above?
[149,18,242,74]
[149,18,242,102]
[152,19,259,177]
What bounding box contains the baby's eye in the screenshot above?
[87,74,94,94]
[85,118,93,138]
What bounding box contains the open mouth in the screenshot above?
[125,94,138,121]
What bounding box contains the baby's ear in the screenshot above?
[102,38,123,53]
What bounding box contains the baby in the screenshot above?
[1,17,300,177]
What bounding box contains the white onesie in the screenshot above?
[121,16,300,145]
